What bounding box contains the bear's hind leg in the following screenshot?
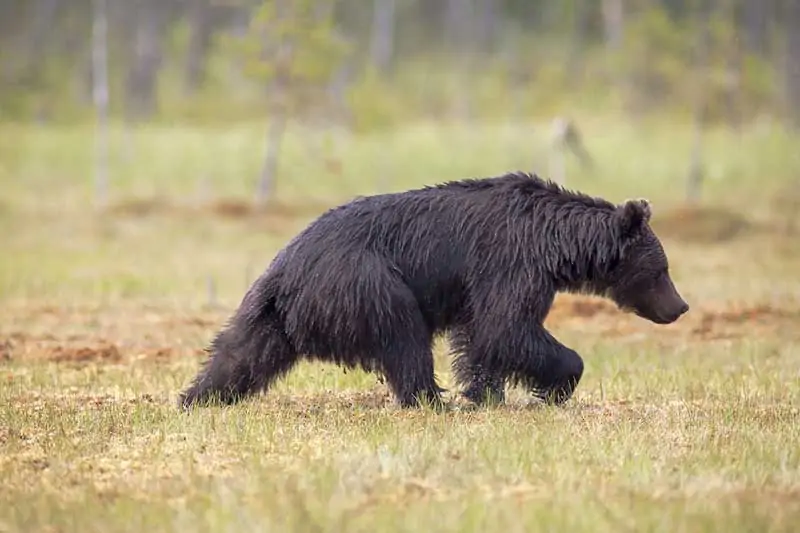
[362,278,442,409]
[449,326,506,406]
[179,314,299,408]
[460,368,506,406]
[379,337,442,409]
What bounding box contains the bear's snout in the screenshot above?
[662,300,690,324]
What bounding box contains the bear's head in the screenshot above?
[605,199,690,325]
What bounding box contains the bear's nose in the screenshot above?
[678,302,690,315]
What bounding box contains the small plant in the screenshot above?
[229,0,351,207]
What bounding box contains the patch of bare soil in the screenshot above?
[100,196,336,233]
[1,332,206,365]
[0,303,226,364]
[0,339,13,361]
[690,304,800,341]
[207,198,333,220]
[105,197,173,217]
[45,341,123,363]
[104,195,334,222]
[546,294,800,342]
[771,181,800,235]
[2,297,798,367]
[650,205,758,243]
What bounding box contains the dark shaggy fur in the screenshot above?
[179,171,689,409]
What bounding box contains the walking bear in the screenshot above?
[179,171,689,409]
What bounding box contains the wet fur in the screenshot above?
[179,171,677,409]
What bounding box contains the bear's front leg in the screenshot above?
[523,327,585,406]
[461,277,583,406]
[463,323,584,407]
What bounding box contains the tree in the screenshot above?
[184,0,217,95]
[92,0,110,210]
[786,0,800,129]
[602,0,624,50]
[742,0,771,56]
[686,0,712,204]
[369,0,395,73]
[124,0,177,121]
[233,0,351,206]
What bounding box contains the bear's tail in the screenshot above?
[178,274,297,409]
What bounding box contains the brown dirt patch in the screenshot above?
[104,195,334,222]
[0,339,13,361]
[690,304,800,341]
[106,197,172,217]
[546,295,800,342]
[45,341,123,363]
[2,297,798,366]
[771,182,800,235]
[650,205,759,243]
[100,195,336,233]
[0,303,225,364]
[1,332,206,365]
[206,197,334,220]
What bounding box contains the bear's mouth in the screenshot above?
[649,314,676,325]
[623,305,678,325]
[637,308,687,325]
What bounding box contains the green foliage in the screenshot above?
[227,0,352,117]
[346,66,408,134]
[617,3,780,124]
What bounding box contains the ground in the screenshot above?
[1,119,799,532]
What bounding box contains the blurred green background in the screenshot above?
[1,0,798,216]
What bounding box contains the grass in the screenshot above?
[1,114,800,532]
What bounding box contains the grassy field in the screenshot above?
[1,117,800,532]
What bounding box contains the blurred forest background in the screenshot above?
[3,0,799,125]
[1,0,799,221]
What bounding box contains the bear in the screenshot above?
[178,171,689,410]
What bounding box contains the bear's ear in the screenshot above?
[616,198,651,237]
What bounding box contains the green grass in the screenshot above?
[1,116,799,532]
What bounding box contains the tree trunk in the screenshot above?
[445,0,472,51]
[369,0,395,73]
[601,0,624,50]
[567,0,592,85]
[475,0,497,55]
[256,111,288,207]
[125,0,168,121]
[786,0,800,129]
[92,0,110,209]
[1,0,60,87]
[686,3,712,204]
[445,0,475,120]
[23,0,61,72]
[686,113,704,204]
[184,0,215,94]
[743,0,770,56]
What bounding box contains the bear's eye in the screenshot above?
[648,269,663,284]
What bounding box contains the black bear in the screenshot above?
[179,171,689,409]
